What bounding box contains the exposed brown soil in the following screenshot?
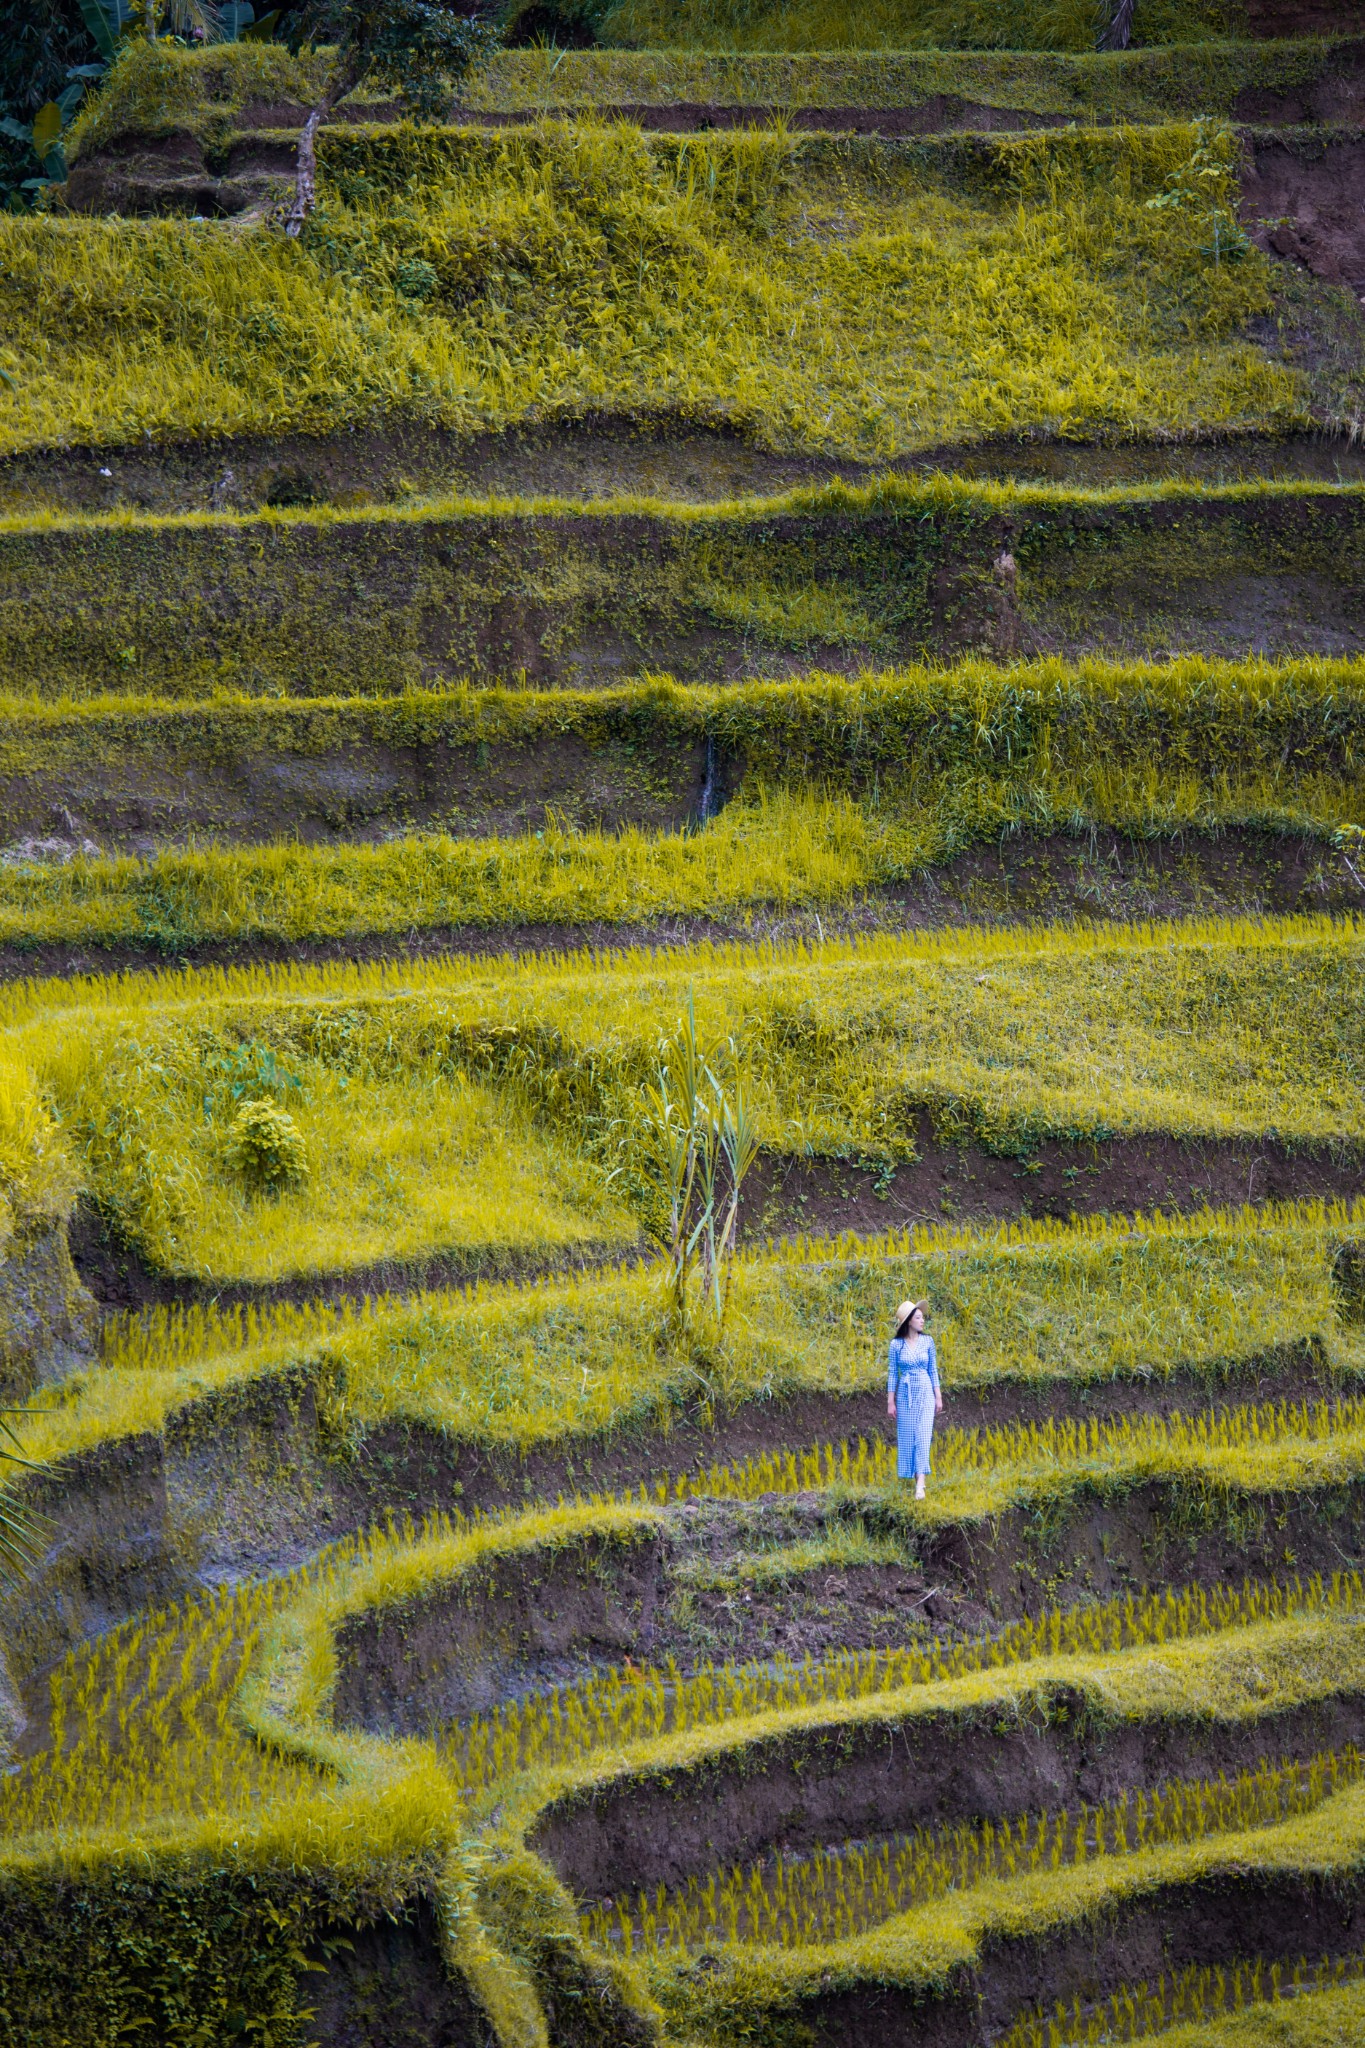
[5,1324,1334,1713]
[1244,0,1363,32]
[332,1424,1361,1740]
[334,1526,672,1728]
[1243,131,1365,290]
[533,1688,1365,1900]
[2,830,1360,981]
[6,418,1365,520]
[308,1897,495,2048]
[0,719,718,859]
[746,1124,1365,1242]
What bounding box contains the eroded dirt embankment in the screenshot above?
[2,835,1360,977]
[3,1335,1340,1708]
[5,422,1365,521]
[333,1450,1365,1740]
[532,1688,1365,1900]
[785,1869,1365,2048]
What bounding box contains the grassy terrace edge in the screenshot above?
[5,478,1365,695]
[5,1199,1362,1597]
[0,656,1363,950]
[62,36,1365,157]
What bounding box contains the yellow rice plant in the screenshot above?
[661,1398,1365,1509]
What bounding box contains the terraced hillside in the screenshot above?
[4,4,1365,2045]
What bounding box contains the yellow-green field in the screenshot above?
[3,15,1365,2048]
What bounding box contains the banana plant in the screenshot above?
[0,0,128,196]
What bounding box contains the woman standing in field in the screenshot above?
[887,1299,942,1501]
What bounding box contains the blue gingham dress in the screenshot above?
[888,1334,940,1479]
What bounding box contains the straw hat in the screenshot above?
[895,1299,927,1330]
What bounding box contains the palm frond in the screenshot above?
[0,1411,47,1591]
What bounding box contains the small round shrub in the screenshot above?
[394,256,439,302]
[225,1099,309,1196]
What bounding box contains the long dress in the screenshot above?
[888,1333,940,1480]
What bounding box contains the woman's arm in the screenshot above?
[887,1340,898,1418]
[928,1338,943,1412]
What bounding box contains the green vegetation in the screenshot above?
[443,1572,1365,1792]
[0,1577,319,1843]
[65,36,1362,140]
[0,915,1360,1281]
[7,1195,1359,1494]
[4,1194,1365,2034]
[3,117,1295,460]
[1004,1965,1365,2048]
[465,39,1352,116]
[592,1749,1365,1955]
[8,23,1365,2046]
[0,912,1359,1283]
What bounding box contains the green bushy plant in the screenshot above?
[224,1097,309,1195]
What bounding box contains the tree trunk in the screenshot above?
[1098,0,1134,48]
[284,55,364,238]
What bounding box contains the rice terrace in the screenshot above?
[8,0,1365,2038]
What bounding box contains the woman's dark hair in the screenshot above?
[895,1311,915,1340]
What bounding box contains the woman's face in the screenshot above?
[909,1307,926,1333]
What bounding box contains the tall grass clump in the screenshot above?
[0,114,1297,456]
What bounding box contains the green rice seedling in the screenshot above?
[14,1194,1361,1496]
[585,1749,1365,1956]
[97,1293,370,1373]
[2,105,1295,459]
[663,1396,1365,1510]
[0,1409,46,1589]
[0,1576,323,1847]
[439,1571,1365,1793]
[998,1950,1365,2048]
[1,740,1362,954]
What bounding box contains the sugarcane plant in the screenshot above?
[637,996,759,1340]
